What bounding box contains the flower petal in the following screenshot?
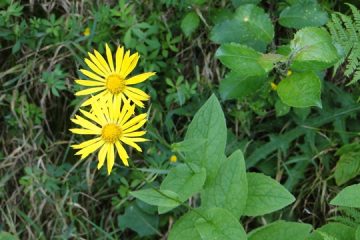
[75,87,105,96]
[105,43,115,72]
[97,143,108,169]
[123,53,139,78]
[115,46,124,73]
[121,137,142,152]
[71,137,102,149]
[107,143,115,174]
[88,52,110,75]
[115,141,129,166]
[84,58,107,77]
[121,113,147,130]
[70,128,101,135]
[75,80,105,87]
[79,69,105,82]
[94,49,111,73]
[126,72,156,85]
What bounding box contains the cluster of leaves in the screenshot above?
[1,0,360,239]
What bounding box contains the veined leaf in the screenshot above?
[307,223,356,240]
[168,211,202,240]
[277,71,322,108]
[335,142,360,185]
[330,184,360,208]
[130,189,180,210]
[244,172,295,216]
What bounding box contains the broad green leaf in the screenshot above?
[195,208,247,240]
[277,71,322,108]
[307,223,355,240]
[232,0,261,7]
[168,211,202,240]
[258,53,285,72]
[118,203,159,237]
[330,183,360,208]
[244,172,295,216]
[219,71,267,100]
[290,27,339,71]
[181,12,200,37]
[130,189,180,209]
[184,94,227,180]
[334,142,360,185]
[279,0,328,29]
[215,43,266,75]
[275,99,291,117]
[171,138,207,153]
[211,4,274,52]
[201,150,248,218]
[159,164,206,213]
[248,221,312,240]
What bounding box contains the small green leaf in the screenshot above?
[275,99,291,117]
[220,71,267,100]
[118,203,159,237]
[216,43,266,75]
[211,4,274,52]
[244,173,295,216]
[168,211,202,240]
[201,150,248,218]
[248,221,312,240]
[159,164,206,213]
[307,223,356,240]
[184,94,227,180]
[277,71,322,108]
[181,12,200,37]
[195,208,247,240]
[335,142,360,185]
[130,189,180,209]
[290,27,339,71]
[279,0,328,29]
[330,183,360,208]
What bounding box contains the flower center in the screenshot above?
[101,123,122,143]
[106,74,125,94]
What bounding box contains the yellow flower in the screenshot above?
[83,27,91,36]
[287,70,292,76]
[170,155,177,163]
[70,99,148,174]
[270,82,278,91]
[75,43,156,107]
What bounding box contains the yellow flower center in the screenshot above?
[106,74,125,94]
[101,123,122,143]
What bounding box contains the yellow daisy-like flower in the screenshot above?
[70,99,148,174]
[75,43,156,107]
[83,27,91,36]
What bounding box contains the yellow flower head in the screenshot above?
[287,70,292,76]
[75,43,156,107]
[169,154,177,163]
[70,99,148,174]
[83,27,91,36]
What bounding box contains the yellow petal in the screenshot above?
[81,91,107,107]
[126,137,149,142]
[121,137,142,152]
[126,72,156,85]
[71,137,102,149]
[118,100,135,125]
[107,143,115,174]
[120,52,137,77]
[123,54,139,78]
[79,108,104,126]
[105,43,115,72]
[75,80,105,87]
[121,113,147,130]
[84,58,107,77]
[70,128,101,135]
[124,92,145,108]
[115,46,124,73]
[122,119,147,134]
[72,115,101,132]
[115,141,129,166]
[79,69,105,82]
[75,87,105,96]
[77,140,105,159]
[94,49,111,73]
[122,131,146,137]
[125,86,150,99]
[88,52,110,75]
[124,89,149,102]
[97,143,108,169]
[91,100,108,124]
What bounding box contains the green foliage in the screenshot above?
[308,222,356,240]
[244,173,295,216]
[248,221,312,240]
[279,0,328,29]
[277,71,322,108]
[181,12,200,37]
[211,4,274,52]
[331,184,360,208]
[334,142,360,185]
[327,3,360,84]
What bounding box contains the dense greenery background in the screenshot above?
[1,0,360,239]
